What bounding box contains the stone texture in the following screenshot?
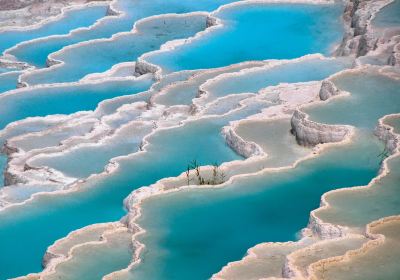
[290,109,350,147]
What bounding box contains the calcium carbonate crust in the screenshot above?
[211,70,400,280]
[1,0,399,278]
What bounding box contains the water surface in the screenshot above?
[0,5,108,55]
[8,0,240,68]
[130,132,380,280]
[372,0,400,29]
[0,111,248,278]
[0,71,21,94]
[0,77,152,130]
[146,3,343,72]
[22,15,207,85]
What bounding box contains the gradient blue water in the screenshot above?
[45,230,133,280]
[0,71,21,94]
[317,152,400,233]
[386,116,400,134]
[8,0,240,68]
[208,58,350,98]
[22,15,207,85]
[305,72,400,129]
[0,5,108,55]
[0,78,152,130]
[0,1,371,279]
[32,133,148,179]
[0,67,14,74]
[128,71,399,280]
[146,3,343,72]
[131,133,381,280]
[302,72,400,229]
[373,0,400,28]
[0,111,249,278]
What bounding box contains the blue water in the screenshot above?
[318,153,400,231]
[208,57,351,98]
[146,3,344,72]
[2,0,395,279]
[0,67,15,74]
[386,116,400,134]
[305,72,400,129]
[124,71,400,279]
[45,230,134,280]
[373,0,400,28]
[304,71,400,229]
[8,0,239,68]
[0,112,246,279]
[0,71,21,94]
[127,72,400,280]
[31,131,148,179]
[0,78,152,130]
[131,132,381,280]
[0,5,108,55]
[22,15,207,85]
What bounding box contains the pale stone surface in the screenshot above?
[290,110,350,147]
[222,126,264,158]
[319,80,340,101]
[0,0,108,28]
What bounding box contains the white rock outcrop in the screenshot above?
[319,80,340,101]
[134,59,159,76]
[336,0,400,67]
[388,42,400,66]
[308,213,347,239]
[336,0,382,56]
[290,110,350,147]
[222,126,264,158]
[374,119,399,153]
